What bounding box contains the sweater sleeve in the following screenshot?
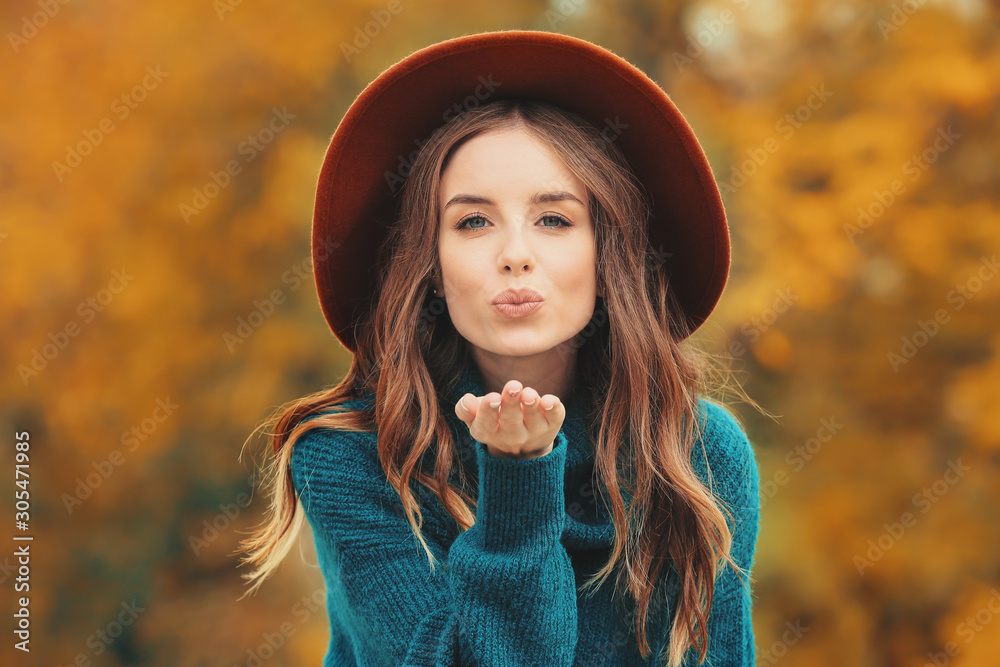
[684,400,761,667]
[289,420,579,666]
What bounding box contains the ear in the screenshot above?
[430,266,444,296]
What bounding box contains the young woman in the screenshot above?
[239,30,764,666]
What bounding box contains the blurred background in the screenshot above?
[2,0,999,665]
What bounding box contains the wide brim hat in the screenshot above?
[312,29,730,353]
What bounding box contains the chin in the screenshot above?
[487,334,565,357]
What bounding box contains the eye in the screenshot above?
[453,212,574,232]
[454,211,489,231]
[540,214,572,228]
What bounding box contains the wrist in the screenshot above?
[485,441,554,460]
[523,441,554,460]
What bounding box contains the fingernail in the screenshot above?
[458,398,469,412]
[524,397,537,406]
[544,401,556,411]
[489,400,501,409]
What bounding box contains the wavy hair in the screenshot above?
[237,98,767,666]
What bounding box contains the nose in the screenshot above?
[497,221,533,276]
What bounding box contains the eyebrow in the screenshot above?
[442,190,585,212]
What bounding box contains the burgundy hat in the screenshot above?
[312,29,730,353]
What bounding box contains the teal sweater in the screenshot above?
[289,363,760,666]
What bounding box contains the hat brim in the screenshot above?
[313,29,730,352]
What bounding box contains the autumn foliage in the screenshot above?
[2,1,998,665]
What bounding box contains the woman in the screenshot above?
[238,30,764,666]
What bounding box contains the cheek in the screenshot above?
[546,242,598,332]
[549,238,598,286]
[438,243,481,299]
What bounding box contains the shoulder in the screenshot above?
[690,398,760,515]
[288,399,380,506]
[287,398,458,548]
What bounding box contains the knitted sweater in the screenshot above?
[289,363,760,666]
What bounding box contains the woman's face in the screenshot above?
[436,125,600,361]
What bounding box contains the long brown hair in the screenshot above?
[237,98,767,666]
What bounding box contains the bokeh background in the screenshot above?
[2,0,999,665]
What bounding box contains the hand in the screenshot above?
[454,379,565,460]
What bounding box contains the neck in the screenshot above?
[470,345,579,405]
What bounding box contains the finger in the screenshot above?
[498,380,524,432]
[520,386,547,433]
[455,393,477,424]
[538,394,564,425]
[476,392,503,434]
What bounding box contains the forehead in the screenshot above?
[439,127,585,196]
